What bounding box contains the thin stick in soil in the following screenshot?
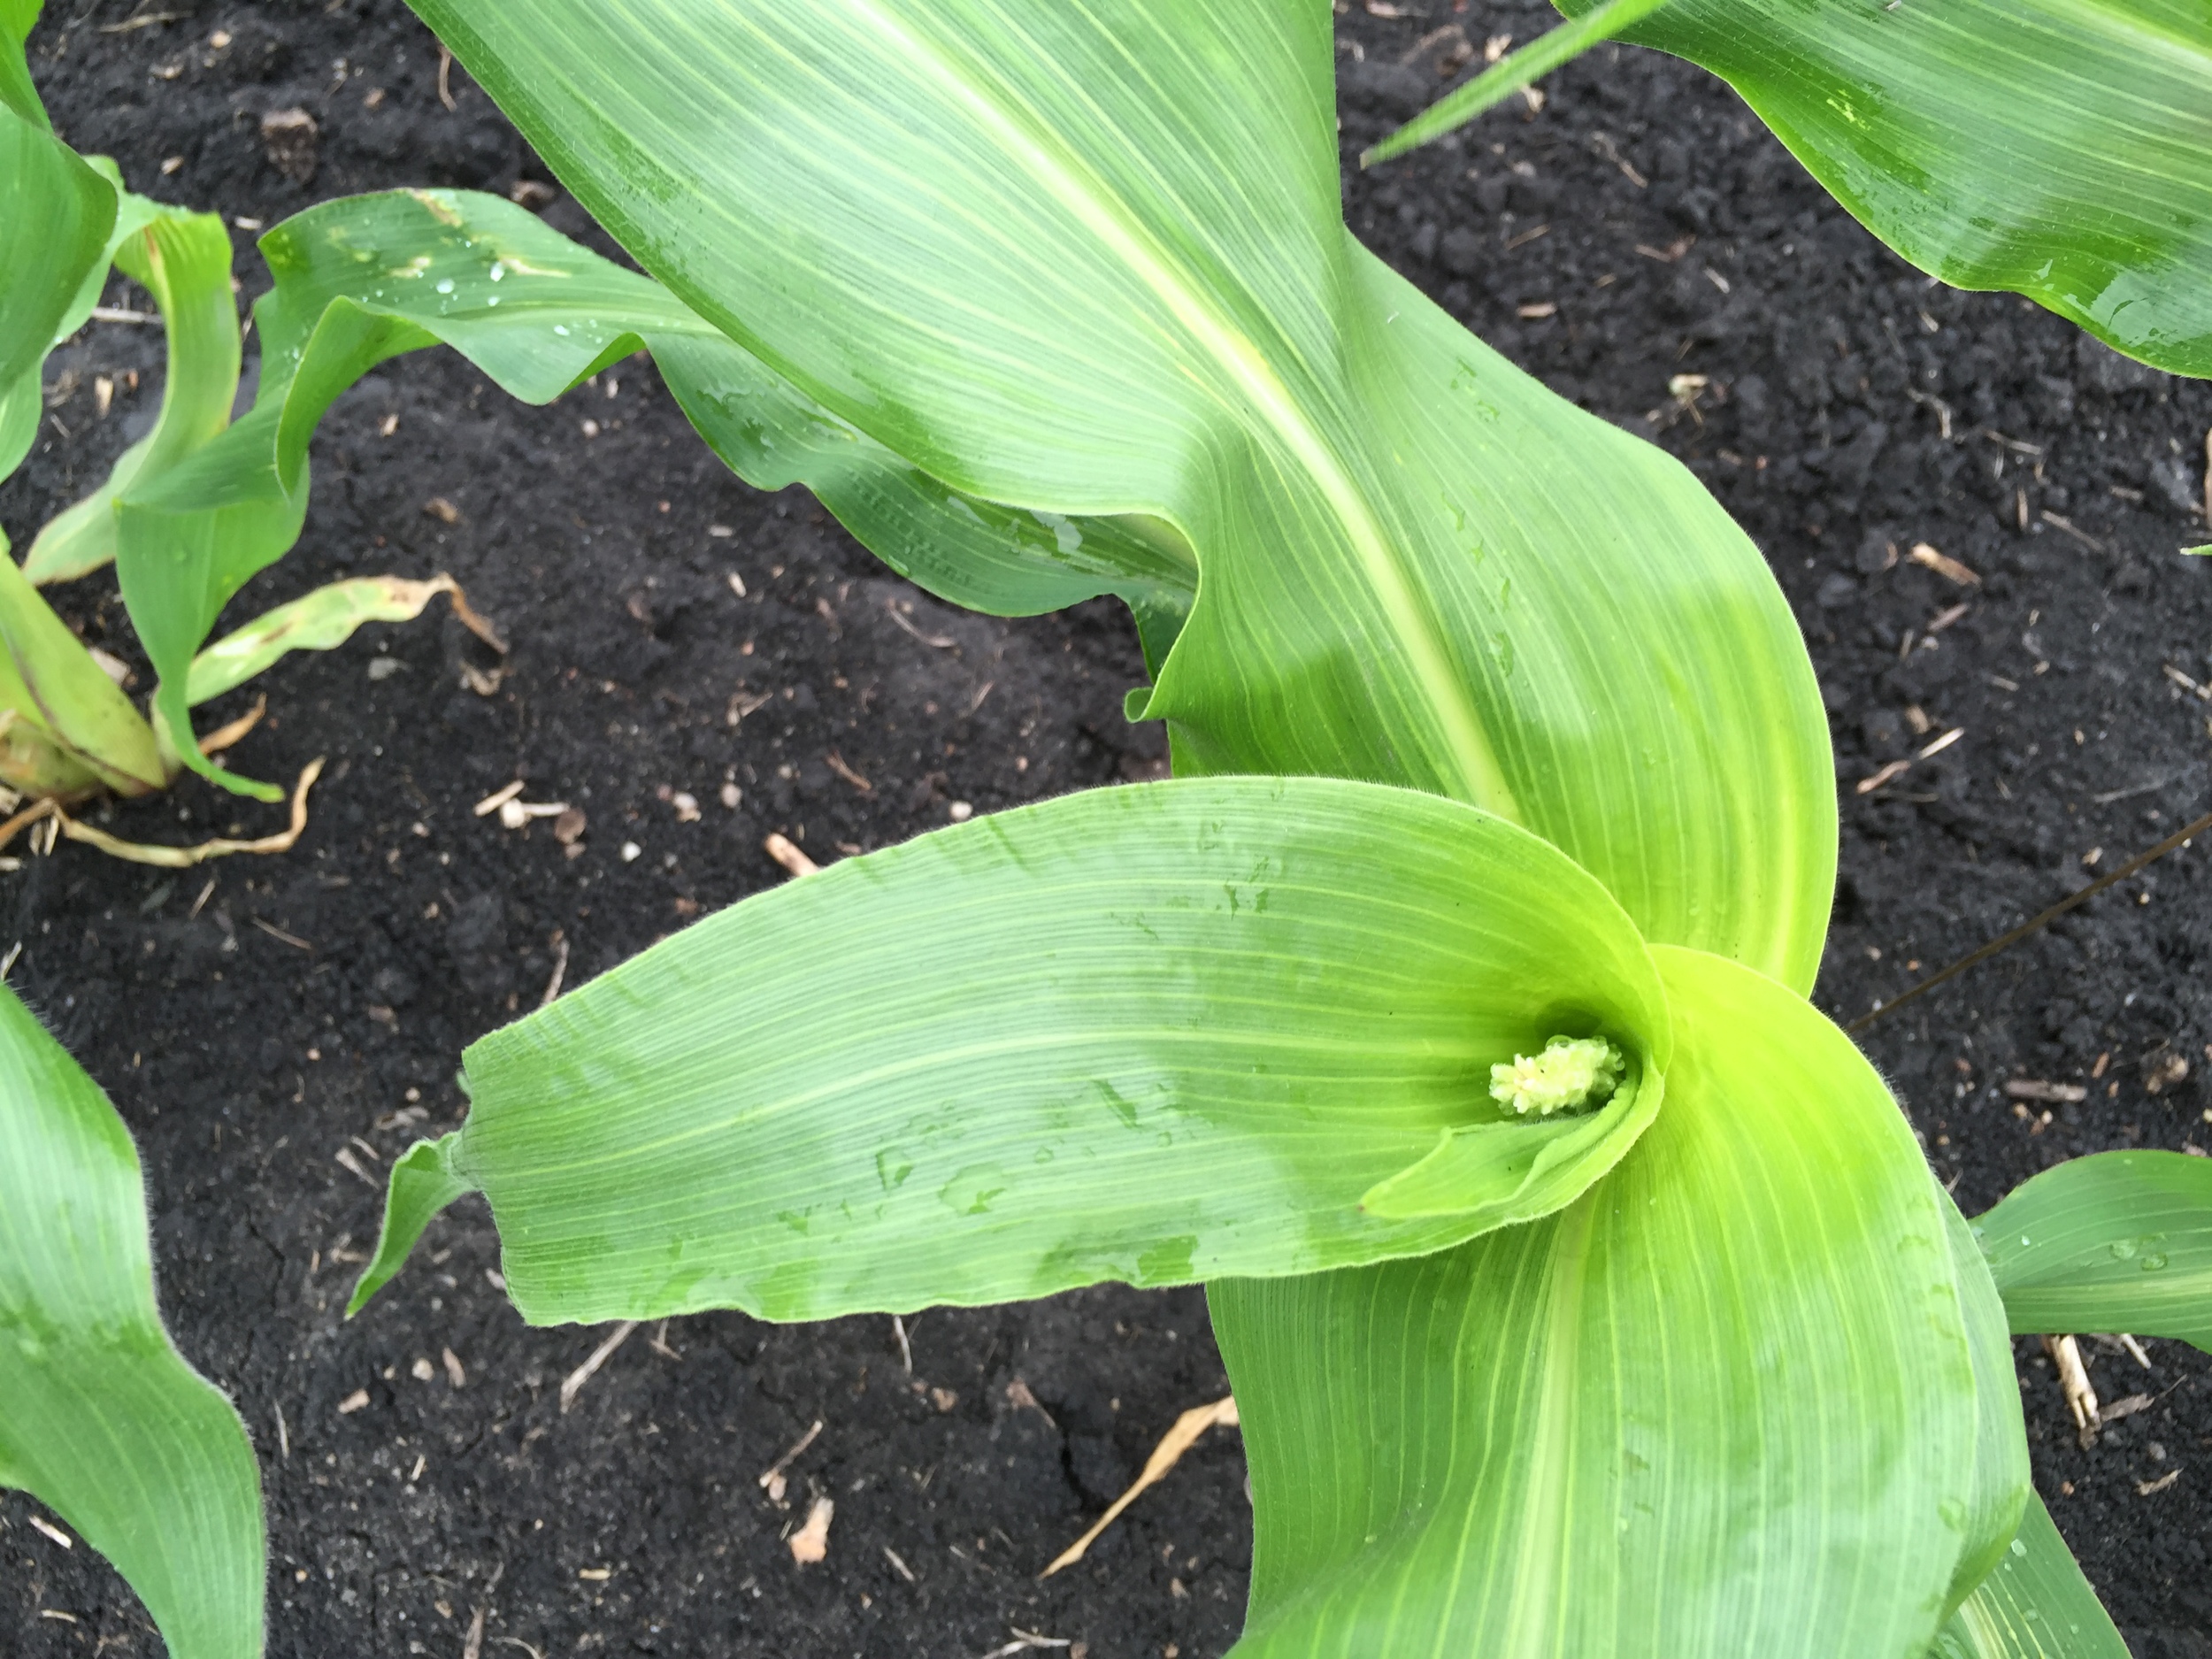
[1849,804,2212,1034]
[558,1320,638,1413]
[757,1417,823,1503]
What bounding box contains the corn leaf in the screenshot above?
[1932,1496,2131,1659]
[0,985,265,1659]
[1569,0,2212,378]
[0,4,111,476]
[1973,1149,2212,1354]
[26,198,242,588]
[1213,947,1993,1658]
[111,187,1194,799]
[349,777,1672,1322]
[0,526,165,797]
[1939,1185,2034,1623]
[187,573,482,706]
[403,0,1837,995]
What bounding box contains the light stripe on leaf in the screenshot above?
[349,777,1670,1323]
[0,987,265,1659]
[1213,948,1985,1659]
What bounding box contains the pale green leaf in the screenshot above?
[26,196,240,587]
[187,572,488,706]
[1565,0,2212,376]
[0,985,265,1659]
[406,0,1837,993]
[114,187,1193,799]
[1974,1149,2212,1352]
[349,777,1671,1323]
[1212,947,1983,1658]
[1931,1496,2130,1659]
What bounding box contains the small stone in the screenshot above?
[411,1357,434,1382]
[948,801,973,823]
[552,808,587,845]
[258,107,319,184]
[672,792,701,823]
[619,841,641,863]
[1438,227,1484,277]
[718,782,741,810]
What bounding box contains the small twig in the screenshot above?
[52,758,326,869]
[892,1314,912,1374]
[437,44,457,111]
[2119,1333,2153,1370]
[648,1318,680,1361]
[886,606,956,649]
[1041,1395,1238,1578]
[539,931,569,1007]
[461,1606,484,1659]
[824,750,872,793]
[2045,1334,2100,1446]
[1849,805,2212,1034]
[558,1321,637,1413]
[764,833,820,879]
[758,1418,824,1493]
[88,305,158,325]
[250,916,312,951]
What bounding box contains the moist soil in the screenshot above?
[5,3,2211,1655]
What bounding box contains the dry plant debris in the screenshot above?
[1041,1394,1239,1578]
[787,1495,834,1564]
[557,1321,637,1413]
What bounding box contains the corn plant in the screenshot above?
[8,1,2212,1656]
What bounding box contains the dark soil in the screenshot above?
[4,3,2208,1655]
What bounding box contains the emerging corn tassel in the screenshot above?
[1489,1035,1625,1118]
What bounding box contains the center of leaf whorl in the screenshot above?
[1489,1035,1625,1118]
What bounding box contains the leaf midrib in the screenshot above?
[835,0,1520,817]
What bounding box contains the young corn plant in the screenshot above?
[7,2,2212,1656]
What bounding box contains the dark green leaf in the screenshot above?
[1574,0,2212,376]
[1931,1496,2130,1659]
[350,778,1671,1322]
[0,985,265,1659]
[1975,1149,2212,1353]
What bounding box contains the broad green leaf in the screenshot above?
[1931,1497,2130,1659]
[1974,1150,2212,1353]
[0,984,265,1659]
[405,0,1837,994]
[114,187,1194,798]
[26,196,241,587]
[0,31,111,395]
[0,0,42,124]
[1563,0,2212,377]
[187,572,487,705]
[0,527,165,797]
[348,777,1671,1322]
[1212,948,1982,1659]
